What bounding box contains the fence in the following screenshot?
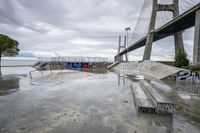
[38,56,109,63]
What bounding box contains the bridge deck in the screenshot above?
[119,3,200,56]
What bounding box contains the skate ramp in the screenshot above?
[113,61,183,80]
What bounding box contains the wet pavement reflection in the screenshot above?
[162,80,200,127]
[0,76,20,95]
[0,68,199,133]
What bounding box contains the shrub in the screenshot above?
[174,49,189,68]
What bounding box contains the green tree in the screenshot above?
[174,49,189,68]
[0,34,20,75]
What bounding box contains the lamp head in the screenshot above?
[125,27,131,31]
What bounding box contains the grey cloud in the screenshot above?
[0,0,23,26]
[0,0,196,61]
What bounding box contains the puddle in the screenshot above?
[0,68,199,133]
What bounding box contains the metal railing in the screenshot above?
[38,56,109,63]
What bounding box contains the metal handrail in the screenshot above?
[29,69,44,79]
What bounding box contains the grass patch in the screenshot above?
[193,69,200,74]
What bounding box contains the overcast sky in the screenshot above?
[0,0,197,61]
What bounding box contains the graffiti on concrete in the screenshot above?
[157,103,174,114]
[163,70,200,83]
[138,106,156,113]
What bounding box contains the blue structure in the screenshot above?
[66,62,90,70]
[66,63,73,69]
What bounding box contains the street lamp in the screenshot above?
[125,27,131,46]
[125,27,131,61]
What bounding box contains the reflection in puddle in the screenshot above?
[165,81,200,95]
[117,74,128,86]
[0,75,20,95]
[0,70,199,133]
[117,74,144,87]
[153,80,200,127]
[128,75,144,81]
[137,113,174,133]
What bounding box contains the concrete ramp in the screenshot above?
[113,61,183,80]
[140,61,183,79]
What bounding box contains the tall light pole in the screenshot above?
[125,27,131,45]
[125,27,131,61]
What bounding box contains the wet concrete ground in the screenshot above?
[0,67,200,133]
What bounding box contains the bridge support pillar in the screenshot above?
[143,0,157,60]
[174,32,184,55]
[173,0,185,56]
[193,9,200,65]
[143,32,155,60]
[114,55,123,62]
[143,0,185,60]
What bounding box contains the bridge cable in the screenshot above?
[130,0,152,44]
[180,0,194,10]
[172,1,187,13]
[182,0,198,6]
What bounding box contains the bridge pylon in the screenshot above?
[193,9,200,65]
[114,36,128,62]
[143,0,185,60]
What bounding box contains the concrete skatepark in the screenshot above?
[0,66,200,133]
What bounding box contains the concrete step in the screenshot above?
[140,80,174,114]
[131,83,156,113]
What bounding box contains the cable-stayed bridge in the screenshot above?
[115,0,200,65]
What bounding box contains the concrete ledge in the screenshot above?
[140,80,174,114]
[131,81,174,114]
[131,83,156,113]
